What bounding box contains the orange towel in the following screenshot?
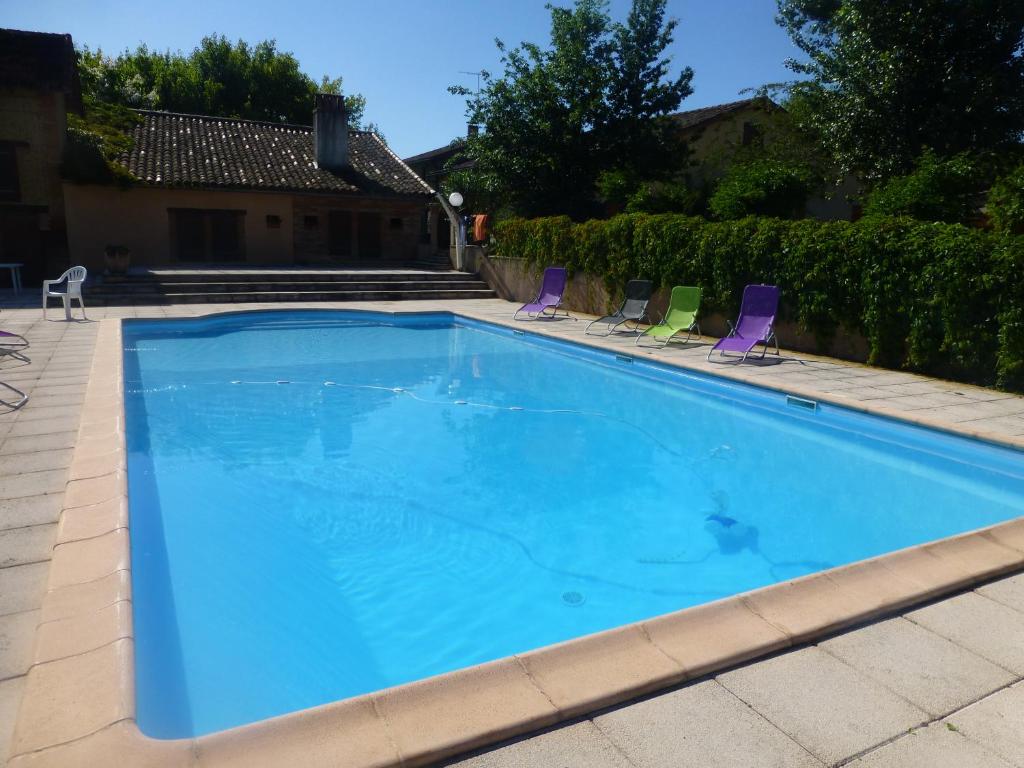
[473,214,490,243]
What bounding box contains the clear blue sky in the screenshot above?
[2,0,802,159]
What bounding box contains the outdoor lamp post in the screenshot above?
[437,191,466,270]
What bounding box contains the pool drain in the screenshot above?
[562,591,586,607]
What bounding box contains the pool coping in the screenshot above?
[9,310,1024,768]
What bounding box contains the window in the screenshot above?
[0,143,20,202]
[266,214,282,229]
[390,217,404,231]
[304,215,319,229]
[741,121,761,148]
[169,209,245,262]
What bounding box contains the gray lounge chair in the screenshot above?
[585,279,653,336]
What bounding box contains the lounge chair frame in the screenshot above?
[707,284,781,363]
[0,331,29,363]
[708,320,780,362]
[585,279,653,336]
[635,286,702,348]
[0,380,27,410]
[514,267,575,321]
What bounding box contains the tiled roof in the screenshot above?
[669,98,775,131]
[120,110,434,197]
[0,28,80,103]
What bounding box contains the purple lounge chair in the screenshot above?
[708,284,780,363]
[514,267,570,320]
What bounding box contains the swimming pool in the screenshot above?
[123,310,1024,739]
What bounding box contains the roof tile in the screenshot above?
[120,110,434,198]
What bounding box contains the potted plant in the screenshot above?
[103,244,131,276]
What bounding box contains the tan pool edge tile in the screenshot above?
[515,623,685,718]
[10,639,134,756]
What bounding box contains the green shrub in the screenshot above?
[988,164,1024,234]
[708,159,813,220]
[494,212,1020,389]
[862,150,983,223]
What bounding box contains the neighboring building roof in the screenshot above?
[669,97,777,131]
[121,110,434,197]
[0,28,81,107]
[403,142,465,166]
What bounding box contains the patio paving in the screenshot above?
[1,295,1024,767]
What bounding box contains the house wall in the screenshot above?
[64,184,428,270]
[680,106,858,222]
[0,88,71,283]
[291,196,423,264]
[63,185,295,270]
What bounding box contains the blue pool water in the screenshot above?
[124,310,1024,738]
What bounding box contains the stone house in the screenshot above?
[0,28,81,286]
[670,97,857,220]
[64,94,435,271]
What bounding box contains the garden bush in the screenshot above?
[707,159,814,220]
[861,150,983,224]
[494,212,1021,389]
[988,163,1024,234]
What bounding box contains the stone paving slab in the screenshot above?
[906,593,1024,675]
[848,722,1014,767]
[945,682,1024,767]
[716,647,928,765]
[593,680,823,768]
[0,525,55,568]
[820,617,1017,717]
[451,721,633,768]
[0,497,62,533]
[977,573,1024,614]
[0,610,38,681]
[0,678,24,765]
[0,562,49,617]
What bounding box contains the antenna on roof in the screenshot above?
[459,70,482,99]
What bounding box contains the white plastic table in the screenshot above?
[0,263,23,294]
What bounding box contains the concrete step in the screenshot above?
[85,288,497,306]
[100,269,479,285]
[87,279,491,296]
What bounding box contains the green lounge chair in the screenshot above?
[636,285,702,347]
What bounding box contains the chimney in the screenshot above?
[314,93,349,172]
[467,124,480,138]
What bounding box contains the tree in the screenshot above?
[78,36,368,128]
[861,149,987,223]
[708,158,814,220]
[450,0,692,218]
[776,0,1024,181]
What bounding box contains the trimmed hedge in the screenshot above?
[494,213,1024,390]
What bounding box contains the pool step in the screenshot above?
[86,269,496,305]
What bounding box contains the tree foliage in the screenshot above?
[77,35,368,128]
[988,163,1024,234]
[450,0,693,219]
[776,0,1024,181]
[708,159,814,220]
[861,149,988,223]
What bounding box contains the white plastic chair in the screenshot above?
[42,266,87,321]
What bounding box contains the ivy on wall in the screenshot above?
[494,213,1024,390]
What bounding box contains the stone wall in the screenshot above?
[479,253,870,362]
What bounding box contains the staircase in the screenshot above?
[85,268,496,305]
